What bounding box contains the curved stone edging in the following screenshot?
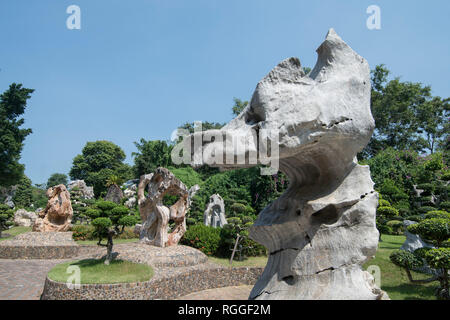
[41,267,263,300]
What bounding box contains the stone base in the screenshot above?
[0,232,81,259]
[41,264,263,300]
[40,242,264,300]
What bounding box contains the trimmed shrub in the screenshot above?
[425,210,450,220]
[440,201,450,211]
[424,248,450,270]
[390,250,424,270]
[418,206,436,214]
[181,224,221,256]
[386,220,404,234]
[408,218,450,245]
[378,199,390,207]
[377,206,399,217]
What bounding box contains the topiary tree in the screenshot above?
[0,204,14,238]
[86,200,138,265]
[390,212,449,300]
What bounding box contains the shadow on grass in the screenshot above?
[382,283,437,300]
[69,257,123,268]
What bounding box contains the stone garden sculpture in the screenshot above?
[187,29,387,299]
[33,184,73,232]
[204,194,227,228]
[136,167,189,247]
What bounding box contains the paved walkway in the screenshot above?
[0,259,68,300]
[176,285,253,300]
[0,258,253,300]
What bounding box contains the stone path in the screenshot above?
[0,259,68,300]
[176,285,253,300]
[0,258,254,300]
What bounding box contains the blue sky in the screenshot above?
[0,0,449,184]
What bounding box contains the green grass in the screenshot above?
[209,234,437,300]
[209,255,268,268]
[0,226,31,241]
[363,234,437,300]
[75,238,139,245]
[48,259,153,284]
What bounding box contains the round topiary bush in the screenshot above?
[390,250,424,270]
[181,224,221,256]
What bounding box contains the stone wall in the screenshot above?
[41,266,263,300]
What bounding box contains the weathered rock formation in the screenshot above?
[14,209,37,227]
[68,180,95,200]
[204,194,227,228]
[136,167,189,247]
[104,184,124,204]
[33,184,73,232]
[187,29,387,299]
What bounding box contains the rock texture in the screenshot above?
[137,167,189,247]
[104,184,124,204]
[14,209,37,227]
[68,180,94,199]
[33,185,73,232]
[204,194,227,228]
[189,29,386,299]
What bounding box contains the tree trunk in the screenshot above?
[104,232,114,265]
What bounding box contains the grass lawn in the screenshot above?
[209,255,268,268]
[363,234,437,300]
[0,226,31,241]
[75,238,139,245]
[209,234,437,300]
[48,258,154,284]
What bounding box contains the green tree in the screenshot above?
[0,204,14,238]
[70,141,132,197]
[47,173,68,188]
[12,175,33,208]
[132,139,173,177]
[86,200,137,265]
[0,83,33,186]
[390,213,450,300]
[361,65,448,158]
[231,98,248,116]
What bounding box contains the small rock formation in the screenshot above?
[1,186,17,208]
[188,29,387,299]
[204,194,227,228]
[14,209,37,227]
[104,184,124,204]
[33,184,73,232]
[68,180,95,199]
[401,220,437,275]
[187,184,200,207]
[136,167,189,247]
[124,197,137,209]
[401,220,433,252]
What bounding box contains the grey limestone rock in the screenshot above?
[186,29,387,300]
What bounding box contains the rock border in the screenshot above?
[41,266,263,300]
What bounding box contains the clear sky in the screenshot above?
[0,0,449,184]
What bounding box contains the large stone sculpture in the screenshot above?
[188,29,387,299]
[136,167,189,247]
[33,184,73,232]
[104,184,124,204]
[204,194,227,228]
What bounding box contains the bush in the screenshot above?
[386,220,404,234]
[181,224,221,256]
[440,201,450,211]
[377,206,399,217]
[408,218,450,245]
[418,206,436,214]
[417,183,434,193]
[390,250,424,270]
[405,215,424,222]
[378,199,390,207]
[72,225,95,241]
[425,210,450,220]
[424,248,450,270]
[377,224,393,235]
